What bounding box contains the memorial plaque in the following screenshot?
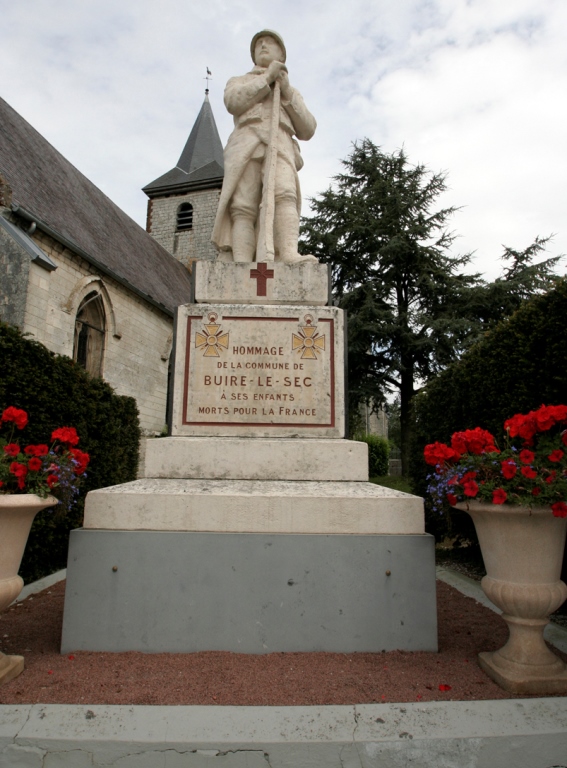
[171,304,345,437]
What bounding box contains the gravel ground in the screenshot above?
[1,579,566,705]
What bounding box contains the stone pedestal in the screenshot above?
[61,261,437,653]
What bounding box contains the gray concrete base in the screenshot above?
[2,700,567,768]
[61,529,437,653]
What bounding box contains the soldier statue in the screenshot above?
[212,30,318,264]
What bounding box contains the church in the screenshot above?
[0,92,224,439]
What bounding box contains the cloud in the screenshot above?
[1,0,565,279]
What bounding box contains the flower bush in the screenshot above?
[0,406,90,514]
[424,405,567,518]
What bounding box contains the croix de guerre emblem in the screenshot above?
[292,314,325,360]
[195,313,229,357]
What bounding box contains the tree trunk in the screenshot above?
[399,362,414,478]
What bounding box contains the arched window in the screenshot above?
[176,202,193,231]
[73,291,105,377]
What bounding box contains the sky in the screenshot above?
[1,0,566,281]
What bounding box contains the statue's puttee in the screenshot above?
[211,30,317,264]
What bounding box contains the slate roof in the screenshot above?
[0,96,194,315]
[143,94,224,197]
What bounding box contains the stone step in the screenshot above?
[84,478,424,535]
[144,436,368,481]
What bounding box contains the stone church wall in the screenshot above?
[147,188,221,265]
[0,225,30,328]
[22,229,173,436]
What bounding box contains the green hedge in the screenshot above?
[411,279,567,542]
[354,433,390,477]
[0,321,140,583]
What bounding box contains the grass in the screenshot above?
[369,475,413,494]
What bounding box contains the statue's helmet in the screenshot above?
[250,30,287,64]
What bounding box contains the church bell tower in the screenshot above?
[143,92,224,266]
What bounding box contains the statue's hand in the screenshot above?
[278,70,293,101]
[266,60,287,85]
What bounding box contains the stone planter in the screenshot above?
[0,494,57,686]
[456,500,567,694]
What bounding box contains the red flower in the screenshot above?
[9,461,27,477]
[461,471,477,483]
[423,442,461,466]
[1,407,28,429]
[546,471,557,484]
[562,432,567,447]
[501,459,517,480]
[446,493,458,506]
[492,488,507,504]
[463,480,479,497]
[27,457,42,471]
[51,427,79,446]
[548,404,567,422]
[532,487,541,496]
[519,449,535,465]
[505,413,537,441]
[3,443,21,457]
[551,501,567,518]
[534,407,557,431]
[24,444,49,457]
[533,404,567,431]
[9,461,28,490]
[505,405,567,441]
[70,448,90,475]
[46,474,59,489]
[521,466,537,479]
[451,428,497,456]
[548,450,564,463]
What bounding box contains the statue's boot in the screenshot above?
[274,203,318,264]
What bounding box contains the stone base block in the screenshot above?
[61,530,437,653]
[478,651,567,695]
[83,479,424,534]
[194,261,331,305]
[145,437,368,481]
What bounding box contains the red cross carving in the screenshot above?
[250,263,275,297]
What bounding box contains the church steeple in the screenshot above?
[143,94,224,196]
[144,94,224,265]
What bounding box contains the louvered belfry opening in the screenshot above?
[177,202,193,231]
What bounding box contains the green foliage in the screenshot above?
[0,321,140,582]
[385,397,401,449]
[354,432,390,477]
[300,140,562,476]
[412,280,567,541]
[300,141,476,475]
[370,475,412,494]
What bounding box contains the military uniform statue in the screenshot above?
[211,30,318,264]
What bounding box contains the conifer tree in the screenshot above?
[300,139,562,475]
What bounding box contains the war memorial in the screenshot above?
[1,28,566,768]
[61,30,437,655]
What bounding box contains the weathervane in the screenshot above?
[204,67,212,95]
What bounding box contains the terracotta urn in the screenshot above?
[0,494,58,686]
[457,500,567,694]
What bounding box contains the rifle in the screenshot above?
[256,79,281,262]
